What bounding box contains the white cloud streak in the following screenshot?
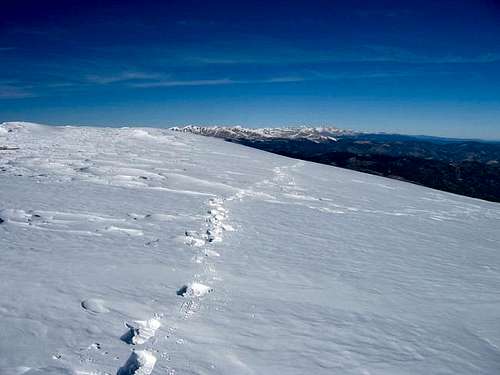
[0,83,36,99]
[85,71,165,84]
[130,76,306,88]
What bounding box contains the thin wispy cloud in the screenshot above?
[432,53,500,64]
[309,70,451,81]
[360,45,500,64]
[128,70,448,89]
[0,66,455,98]
[132,78,234,88]
[0,82,36,99]
[85,71,165,84]
[264,76,306,83]
[185,45,500,67]
[130,76,306,88]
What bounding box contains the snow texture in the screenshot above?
[0,121,499,374]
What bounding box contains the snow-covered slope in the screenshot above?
[1,122,499,375]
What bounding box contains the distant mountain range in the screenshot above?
[172,126,500,202]
[170,125,357,142]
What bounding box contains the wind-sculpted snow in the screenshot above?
[1,121,500,374]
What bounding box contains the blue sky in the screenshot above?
[1,0,500,139]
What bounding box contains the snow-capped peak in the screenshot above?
[170,125,358,142]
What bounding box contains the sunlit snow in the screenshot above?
[0,122,499,374]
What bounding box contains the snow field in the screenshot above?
[0,122,499,374]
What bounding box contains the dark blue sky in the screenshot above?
[1,0,500,138]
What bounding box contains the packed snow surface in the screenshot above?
[0,121,500,374]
